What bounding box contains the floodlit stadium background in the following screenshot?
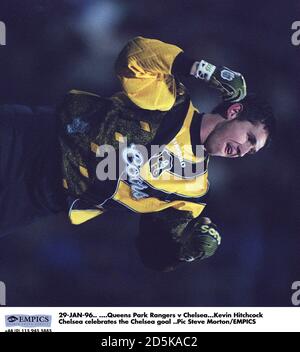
[0,0,299,306]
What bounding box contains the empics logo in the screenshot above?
[291,281,300,306]
[291,21,300,46]
[5,315,52,327]
[0,21,6,45]
[7,316,18,323]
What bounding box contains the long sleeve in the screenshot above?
[115,36,183,111]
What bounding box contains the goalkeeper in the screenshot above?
[0,37,275,271]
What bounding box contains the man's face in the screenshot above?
[204,108,269,158]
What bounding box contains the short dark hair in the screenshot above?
[212,94,276,146]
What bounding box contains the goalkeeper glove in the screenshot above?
[179,217,221,263]
[191,60,247,102]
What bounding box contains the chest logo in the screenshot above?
[149,149,173,178]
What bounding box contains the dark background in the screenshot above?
[0,0,299,306]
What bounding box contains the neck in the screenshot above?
[200,113,224,144]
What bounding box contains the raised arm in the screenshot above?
[115,36,183,111]
[115,36,247,112]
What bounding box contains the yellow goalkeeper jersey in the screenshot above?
[59,37,209,225]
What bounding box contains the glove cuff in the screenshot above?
[191,60,216,81]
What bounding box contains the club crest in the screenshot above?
[149,149,173,178]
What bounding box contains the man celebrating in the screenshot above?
[0,37,275,271]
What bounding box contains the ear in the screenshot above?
[226,103,243,120]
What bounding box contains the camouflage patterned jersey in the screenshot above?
[58,37,219,270]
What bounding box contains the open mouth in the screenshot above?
[225,143,233,155]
